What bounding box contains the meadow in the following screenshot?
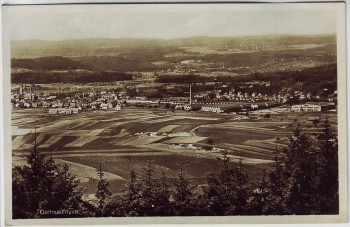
[11,108,337,194]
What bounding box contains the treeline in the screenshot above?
[156,63,336,84]
[155,74,208,84]
[12,119,338,218]
[11,71,133,84]
[12,56,89,71]
[155,64,337,96]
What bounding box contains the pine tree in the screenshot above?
[138,161,173,216]
[248,169,269,215]
[154,171,172,216]
[95,156,112,216]
[171,162,198,216]
[262,137,288,214]
[284,127,319,214]
[264,126,319,215]
[139,160,157,216]
[12,127,87,218]
[202,151,250,215]
[314,118,339,214]
[124,162,142,216]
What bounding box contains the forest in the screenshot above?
[11,71,133,84]
[12,119,338,218]
[155,63,337,95]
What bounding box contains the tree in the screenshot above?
[124,162,142,216]
[95,156,112,216]
[283,127,320,214]
[260,137,288,215]
[313,118,339,214]
[154,171,172,216]
[12,127,88,218]
[138,161,172,216]
[171,162,198,216]
[201,151,250,215]
[247,170,270,215]
[263,126,319,215]
[138,160,157,216]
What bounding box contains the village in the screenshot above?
[11,80,337,116]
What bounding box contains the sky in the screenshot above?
[5,3,341,41]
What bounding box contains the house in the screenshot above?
[65,109,72,114]
[49,109,58,115]
[71,108,79,114]
[101,103,108,110]
[58,108,66,114]
[115,104,122,111]
[183,105,192,111]
[250,104,259,110]
[135,96,147,100]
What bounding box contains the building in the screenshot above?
[184,105,192,111]
[201,106,224,113]
[292,104,321,112]
[291,102,335,112]
[65,109,72,114]
[175,104,192,110]
[101,103,108,110]
[251,104,259,110]
[58,108,66,114]
[71,108,79,114]
[49,109,58,115]
[115,104,122,111]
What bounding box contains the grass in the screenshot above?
[195,127,273,145]
[12,108,337,194]
[60,153,269,193]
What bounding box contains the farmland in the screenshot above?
[11,108,337,194]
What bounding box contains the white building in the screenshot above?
[58,108,66,114]
[174,104,191,110]
[201,106,224,113]
[101,103,108,110]
[65,109,72,114]
[115,104,122,111]
[49,109,58,114]
[251,104,259,110]
[291,104,321,112]
[184,105,192,111]
[71,108,79,114]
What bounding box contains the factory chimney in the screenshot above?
[189,82,192,105]
[19,85,23,96]
[30,85,32,101]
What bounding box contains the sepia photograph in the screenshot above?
[2,2,348,225]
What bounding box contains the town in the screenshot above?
[11,78,337,116]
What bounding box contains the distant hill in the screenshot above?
[10,35,337,83]
[11,56,89,70]
[11,35,336,58]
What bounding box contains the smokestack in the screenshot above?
[30,85,32,101]
[19,85,23,95]
[189,82,192,105]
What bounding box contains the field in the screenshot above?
[11,108,337,194]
